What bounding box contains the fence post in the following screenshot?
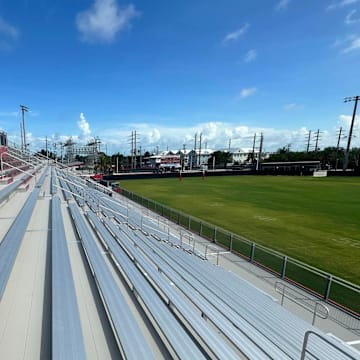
[324,275,333,301]
[199,221,202,236]
[213,226,217,243]
[229,233,233,251]
[170,208,172,220]
[250,242,255,262]
[177,212,180,225]
[281,256,287,279]
[188,216,191,230]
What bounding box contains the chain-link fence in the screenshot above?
[120,188,360,318]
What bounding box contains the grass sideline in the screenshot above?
[119,175,360,285]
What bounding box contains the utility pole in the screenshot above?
[20,105,29,152]
[182,144,186,170]
[194,133,197,169]
[129,131,133,169]
[335,127,344,170]
[256,133,264,171]
[306,130,312,153]
[134,130,137,169]
[314,129,321,152]
[199,133,202,167]
[343,96,359,171]
[129,130,137,169]
[59,142,63,163]
[252,133,257,163]
[228,138,231,152]
[45,136,49,158]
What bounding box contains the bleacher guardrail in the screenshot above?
[301,331,359,360]
[119,188,360,330]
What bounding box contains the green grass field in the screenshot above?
[119,176,360,285]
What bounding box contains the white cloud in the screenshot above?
[283,103,303,111]
[339,113,359,127]
[0,16,19,51]
[275,0,291,11]
[244,49,257,63]
[223,23,249,44]
[239,87,257,99]
[332,34,360,52]
[342,36,360,52]
[76,0,139,43]
[345,9,360,24]
[0,17,19,39]
[146,128,161,144]
[284,103,297,111]
[78,112,91,138]
[12,116,360,155]
[0,111,19,117]
[327,0,360,10]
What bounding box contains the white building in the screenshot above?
[187,149,214,169]
[231,148,253,164]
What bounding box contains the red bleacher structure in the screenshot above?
[0,131,31,184]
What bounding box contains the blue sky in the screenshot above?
[0,0,359,155]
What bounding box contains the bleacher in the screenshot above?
[53,168,360,359]
[0,145,42,184]
[0,163,359,359]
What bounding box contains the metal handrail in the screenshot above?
[275,281,329,325]
[0,160,37,183]
[301,330,359,360]
[1,151,37,169]
[205,244,230,265]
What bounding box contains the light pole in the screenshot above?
[343,96,359,171]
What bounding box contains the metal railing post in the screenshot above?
[301,330,358,360]
[324,274,332,301]
[281,256,287,279]
[250,242,255,262]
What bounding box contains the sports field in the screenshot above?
[120,175,360,285]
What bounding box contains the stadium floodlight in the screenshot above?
[343,96,360,171]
